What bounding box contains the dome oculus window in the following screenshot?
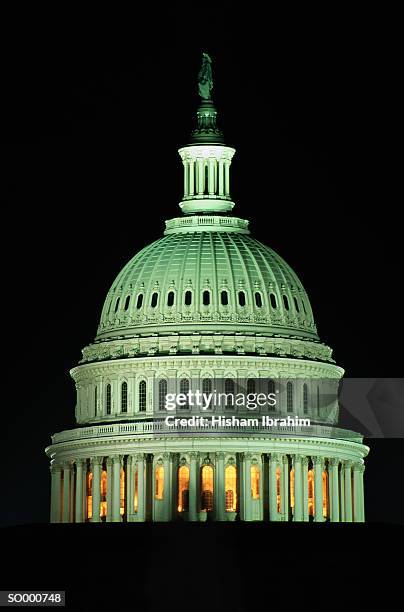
[136,294,144,309]
[294,297,300,313]
[238,291,246,307]
[270,293,277,309]
[255,292,263,307]
[114,298,120,313]
[124,295,131,311]
[203,290,210,306]
[184,291,192,306]
[283,295,290,311]
[150,292,159,308]
[220,290,229,306]
[167,291,175,307]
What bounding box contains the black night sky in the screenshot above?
[2,5,403,533]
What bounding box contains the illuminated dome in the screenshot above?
[46,54,368,526]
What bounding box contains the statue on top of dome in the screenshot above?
[198,52,213,100]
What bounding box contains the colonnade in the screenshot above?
[182,157,231,199]
[50,451,365,524]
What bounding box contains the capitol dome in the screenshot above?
[46,54,368,525]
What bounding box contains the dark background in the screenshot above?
[2,5,402,528]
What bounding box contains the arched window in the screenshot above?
[201,465,214,511]
[303,383,308,414]
[121,382,128,413]
[251,464,260,499]
[106,384,112,415]
[184,290,192,306]
[268,379,276,411]
[139,380,147,412]
[270,293,277,309]
[202,290,210,306]
[94,386,97,416]
[178,465,190,512]
[225,464,237,512]
[283,295,290,311]
[238,291,246,307]
[287,382,293,412]
[150,292,158,308]
[224,378,235,410]
[155,465,164,500]
[167,291,175,307]
[100,469,107,519]
[136,294,143,309]
[255,292,263,307]
[114,297,120,313]
[202,378,212,409]
[179,378,190,409]
[294,296,300,312]
[159,379,167,411]
[247,378,256,395]
[124,295,130,311]
[221,290,229,306]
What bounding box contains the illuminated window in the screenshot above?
[179,378,189,409]
[159,379,167,411]
[290,468,295,512]
[184,290,192,306]
[303,383,308,414]
[322,470,328,518]
[308,468,314,516]
[136,294,143,309]
[120,467,125,516]
[86,470,93,520]
[225,464,237,512]
[287,382,293,412]
[201,465,214,511]
[106,384,112,415]
[114,297,120,313]
[251,464,260,499]
[178,465,190,512]
[224,378,235,410]
[276,466,281,513]
[139,380,146,412]
[255,292,262,307]
[155,465,164,500]
[202,290,210,306]
[283,295,289,310]
[124,295,130,311]
[121,382,128,413]
[270,293,277,308]
[94,386,97,416]
[150,292,158,308]
[221,290,229,306]
[100,469,107,518]
[294,297,300,312]
[167,291,175,307]
[238,291,246,307]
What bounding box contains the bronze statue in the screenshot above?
[198,52,213,100]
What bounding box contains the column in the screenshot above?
[75,459,85,523]
[106,458,113,522]
[197,159,204,194]
[353,463,365,522]
[339,464,345,522]
[62,462,71,523]
[137,453,146,522]
[126,455,135,521]
[293,455,303,521]
[243,453,252,521]
[313,456,324,522]
[302,457,309,522]
[162,453,172,522]
[214,452,225,521]
[112,455,122,522]
[269,453,279,521]
[329,458,340,522]
[50,464,62,523]
[343,461,353,522]
[208,159,215,195]
[281,456,289,521]
[189,452,199,521]
[224,160,230,196]
[189,161,195,196]
[91,457,102,523]
[218,159,224,196]
[183,161,189,197]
